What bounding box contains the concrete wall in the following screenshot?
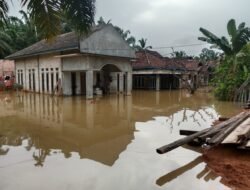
[62,55,132,72]
[0,60,15,78]
[15,54,62,93]
[80,25,135,59]
[62,55,132,96]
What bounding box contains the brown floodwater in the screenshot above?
[0,90,242,190]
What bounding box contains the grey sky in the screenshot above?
[9,0,250,55]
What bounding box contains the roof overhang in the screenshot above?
[6,46,79,60]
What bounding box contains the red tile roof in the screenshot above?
[133,50,203,71]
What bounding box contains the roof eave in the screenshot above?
[6,46,79,60]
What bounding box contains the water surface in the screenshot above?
[0,90,241,190]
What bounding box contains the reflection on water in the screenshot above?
[0,90,241,190]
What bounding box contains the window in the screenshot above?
[51,68,54,91]
[29,69,31,90]
[41,69,45,92]
[56,68,59,83]
[32,69,36,91]
[46,69,49,92]
[20,70,23,85]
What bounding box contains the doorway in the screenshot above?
[80,72,86,95]
[71,72,76,96]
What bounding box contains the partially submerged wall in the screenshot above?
[0,60,15,78]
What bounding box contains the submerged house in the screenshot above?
[132,50,184,90]
[6,24,135,99]
[0,60,15,79]
[132,50,214,90]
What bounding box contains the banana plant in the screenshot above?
[199,19,250,56]
[199,19,250,71]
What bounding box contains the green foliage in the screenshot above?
[13,83,23,90]
[0,31,12,57]
[0,12,41,58]
[199,48,219,62]
[171,50,188,58]
[0,0,8,24]
[135,38,152,50]
[96,17,138,48]
[1,0,96,40]
[212,45,250,100]
[199,19,250,101]
[199,19,250,56]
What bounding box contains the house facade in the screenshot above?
[7,24,135,99]
[0,60,15,80]
[132,50,214,91]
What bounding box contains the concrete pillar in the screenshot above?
[86,70,94,99]
[126,72,132,96]
[179,77,182,89]
[119,72,124,93]
[48,69,52,94]
[62,72,72,95]
[156,74,160,91]
[25,68,29,91]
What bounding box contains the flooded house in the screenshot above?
[6,24,135,99]
[0,60,15,80]
[132,50,214,90]
[132,50,184,90]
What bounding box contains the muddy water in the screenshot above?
[0,90,241,190]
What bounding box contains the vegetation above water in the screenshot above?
[0,0,95,39]
[199,19,250,101]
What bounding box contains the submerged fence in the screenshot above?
[234,77,250,104]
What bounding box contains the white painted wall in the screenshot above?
[15,54,62,94]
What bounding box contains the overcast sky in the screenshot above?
[9,0,250,55]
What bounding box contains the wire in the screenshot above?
[80,43,208,51]
[151,43,207,50]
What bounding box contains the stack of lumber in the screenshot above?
[156,111,250,154]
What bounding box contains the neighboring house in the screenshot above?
[132,50,215,90]
[6,24,135,99]
[132,50,185,90]
[0,60,15,80]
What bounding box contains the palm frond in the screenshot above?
[227,19,237,40]
[22,0,61,40]
[62,0,95,35]
[0,0,9,23]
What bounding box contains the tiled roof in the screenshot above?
[6,32,79,59]
[133,50,202,71]
[133,50,166,70]
[6,25,105,59]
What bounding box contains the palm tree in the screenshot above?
[171,50,188,58]
[0,0,96,40]
[198,19,250,56]
[0,31,12,58]
[97,16,111,25]
[97,19,136,47]
[0,0,8,24]
[113,26,135,46]
[136,38,152,50]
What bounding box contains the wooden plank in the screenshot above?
[246,140,250,147]
[222,118,250,144]
[156,111,250,154]
[179,130,198,136]
[199,111,249,141]
[208,114,250,145]
[156,128,210,154]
